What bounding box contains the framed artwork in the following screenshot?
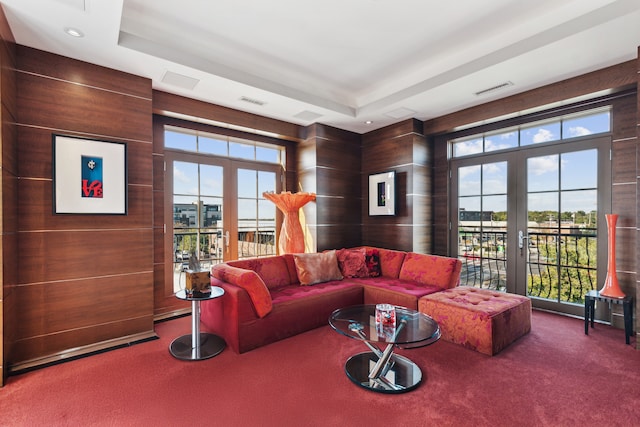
[368,171,396,216]
[53,134,127,214]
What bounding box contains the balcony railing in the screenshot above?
[459,227,597,304]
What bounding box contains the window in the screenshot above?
[165,126,284,165]
[451,108,611,158]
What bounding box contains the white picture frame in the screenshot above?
[53,134,127,215]
[368,171,396,216]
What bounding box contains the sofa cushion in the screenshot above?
[211,264,273,318]
[293,250,343,285]
[270,280,362,305]
[228,255,296,289]
[399,252,462,290]
[360,278,443,310]
[337,248,369,278]
[376,248,406,278]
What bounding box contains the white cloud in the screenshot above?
[459,164,480,179]
[533,129,555,143]
[568,126,592,137]
[528,155,558,176]
[454,139,482,156]
[174,167,190,184]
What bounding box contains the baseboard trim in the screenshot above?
[154,307,191,322]
[8,330,159,376]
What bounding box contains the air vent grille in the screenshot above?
[240,96,267,106]
[474,81,513,96]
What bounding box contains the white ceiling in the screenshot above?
[2,0,640,134]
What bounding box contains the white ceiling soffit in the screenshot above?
[2,0,640,133]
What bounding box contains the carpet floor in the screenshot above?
[0,310,638,426]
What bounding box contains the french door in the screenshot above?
[166,151,282,292]
[451,136,610,316]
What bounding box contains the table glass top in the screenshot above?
[175,286,224,301]
[329,304,440,346]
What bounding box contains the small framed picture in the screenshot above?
[53,134,127,215]
[368,171,396,216]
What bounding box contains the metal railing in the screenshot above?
[459,227,597,303]
[526,228,597,304]
[459,229,507,292]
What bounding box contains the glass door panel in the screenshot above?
[171,160,225,292]
[457,161,508,291]
[524,149,599,311]
[237,168,276,259]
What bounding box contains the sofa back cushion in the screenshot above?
[228,255,296,289]
[399,252,462,290]
[376,248,407,278]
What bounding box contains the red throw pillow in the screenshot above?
[337,248,368,278]
[365,248,382,277]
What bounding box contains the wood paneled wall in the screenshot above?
[361,119,430,253]
[300,124,362,251]
[10,46,155,372]
[0,5,17,386]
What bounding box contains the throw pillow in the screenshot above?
[294,250,343,285]
[212,264,273,318]
[337,248,368,278]
[365,248,382,277]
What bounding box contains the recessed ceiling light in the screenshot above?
[64,27,84,38]
[364,120,373,125]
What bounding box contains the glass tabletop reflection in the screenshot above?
[329,304,440,347]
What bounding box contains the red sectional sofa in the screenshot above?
[200,247,462,354]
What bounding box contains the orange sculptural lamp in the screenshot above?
[599,214,626,298]
[263,191,316,254]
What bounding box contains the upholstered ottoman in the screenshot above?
[418,286,531,356]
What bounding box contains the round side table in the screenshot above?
[170,287,226,361]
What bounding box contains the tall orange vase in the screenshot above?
[599,214,626,298]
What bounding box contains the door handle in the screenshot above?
[518,230,528,249]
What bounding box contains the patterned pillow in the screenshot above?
[365,248,382,277]
[337,248,368,278]
[294,250,343,285]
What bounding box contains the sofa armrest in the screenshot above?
[211,264,273,317]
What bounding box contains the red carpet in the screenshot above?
[0,310,638,426]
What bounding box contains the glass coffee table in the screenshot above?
[329,304,440,393]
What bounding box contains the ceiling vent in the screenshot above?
[385,107,416,119]
[239,96,267,106]
[293,110,323,121]
[474,81,514,96]
[55,0,87,11]
[161,71,199,90]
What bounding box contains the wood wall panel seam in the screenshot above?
[14,123,153,145]
[13,271,154,286]
[15,69,153,101]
